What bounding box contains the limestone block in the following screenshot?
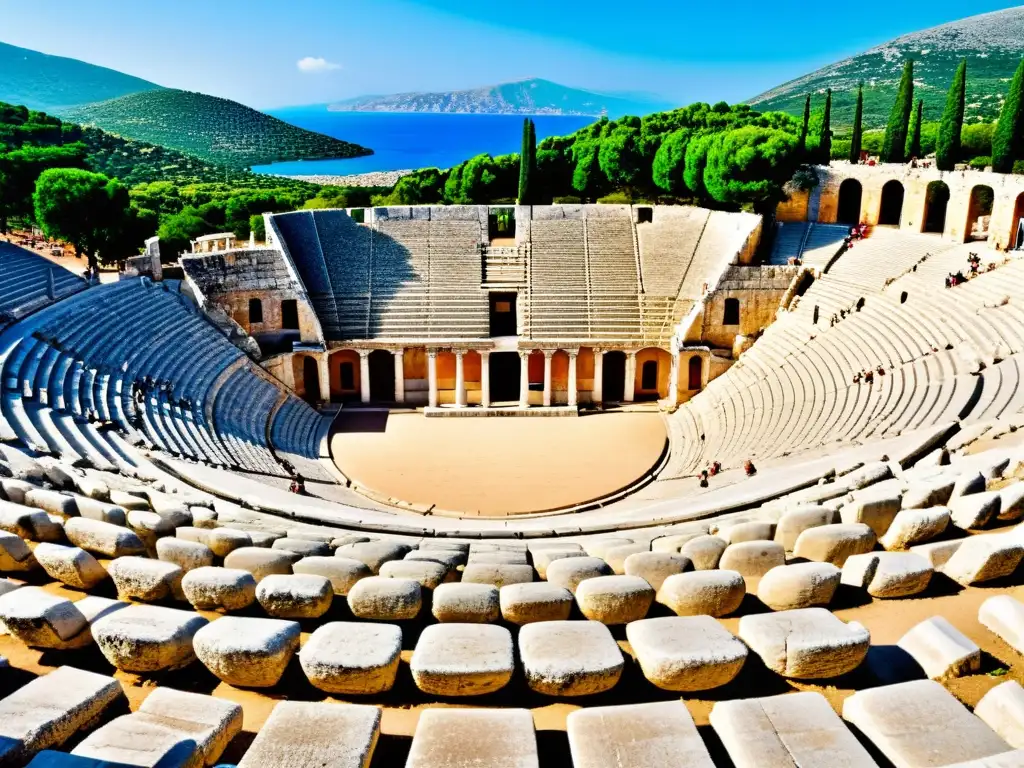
[774,507,834,552]
[952,471,987,498]
[107,556,183,602]
[843,461,892,489]
[943,534,1024,585]
[379,559,450,589]
[75,497,127,526]
[545,556,611,594]
[626,616,747,692]
[898,616,980,679]
[0,478,33,504]
[911,538,964,569]
[622,552,690,591]
[93,604,207,672]
[719,540,786,578]
[407,708,537,768]
[0,530,36,571]
[880,507,950,550]
[222,547,299,582]
[841,552,933,598]
[300,622,402,695]
[410,624,514,696]
[0,500,62,541]
[842,486,902,537]
[793,523,876,566]
[419,540,470,553]
[602,544,649,575]
[404,549,465,569]
[575,575,654,624]
[347,576,422,620]
[999,483,1024,522]
[519,620,623,696]
[246,530,281,548]
[902,477,956,509]
[681,535,728,570]
[710,691,877,768]
[466,551,528,565]
[256,574,332,619]
[272,538,331,557]
[109,490,150,510]
[23,488,76,518]
[738,608,869,679]
[657,570,745,617]
[431,583,499,623]
[181,567,257,612]
[65,518,146,558]
[335,541,411,573]
[33,543,106,589]
[293,556,370,596]
[980,595,1024,655]
[843,680,1013,768]
[582,538,633,560]
[156,537,214,574]
[757,562,840,611]
[950,491,1002,530]
[190,507,218,529]
[69,714,203,768]
[568,701,715,768]
[177,527,251,558]
[499,583,573,625]
[719,521,776,544]
[976,681,1024,750]
[460,563,534,588]
[135,687,243,766]
[193,616,300,688]
[127,510,176,549]
[651,533,705,553]
[532,548,587,579]
[0,587,89,648]
[0,665,125,765]
[236,701,381,768]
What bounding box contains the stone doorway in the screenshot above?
[303,356,320,404]
[603,351,626,403]
[489,352,520,403]
[368,350,395,402]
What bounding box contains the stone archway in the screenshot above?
[602,351,627,403]
[879,180,905,226]
[688,355,703,391]
[968,185,995,241]
[837,179,863,225]
[302,356,320,404]
[923,181,950,234]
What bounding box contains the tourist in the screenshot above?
[709,461,721,476]
[699,469,709,488]
[877,366,886,376]
[864,370,874,384]
[743,459,757,477]
[852,372,862,384]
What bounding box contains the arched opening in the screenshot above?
[837,179,863,225]
[688,356,703,391]
[248,298,263,324]
[330,350,361,402]
[637,207,653,224]
[723,298,740,326]
[281,299,299,330]
[302,356,320,404]
[634,348,671,400]
[602,351,626,403]
[368,350,395,402]
[1011,192,1024,251]
[923,181,950,234]
[878,180,905,226]
[968,185,995,241]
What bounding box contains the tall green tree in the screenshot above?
[882,60,914,163]
[0,144,87,232]
[849,83,864,163]
[993,58,1024,174]
[906,99,924,159]
[817,89,833,163]
[798,95,811,156]
[652,129,690,194]
[517,118,536,204]
[703,126,800,212]
[936,59,967,171]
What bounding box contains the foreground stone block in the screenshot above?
[126,510,176,550]
[898,616,981,680]
[0,530,36,572]
[793,523,876,567]
[756,562,840,611]
[719,540,786,578]
[136,687,242,766]
[107,556,183,602]
[499,582,573,625]
[951,471,987,498]
[943,534,1024,585]
[718,521,775,545]
[181,567,257,612]
[177,527,250,558]
[379,558,450,589]
[950,491,1002,530]
[681,535,727,570]
[843,680,1013,768]
[466,551,528,565]
[532,548,587,579]
[460,563,533,588]
[335,541,411,573]
[902,477,955,509]
[272,538,331,558]
[0,587,90,649]
[999,483,1024,522]
[222,547,298,583]
[346,576,422,620]
[0,666,124,765]
[623,552,690,591]
[842,486,902,537]
[293,556,370,595]
[407,708,537,768]
[583,538,634,560]
[237,701,381,768]
[879,507,950,550]
[774,507,834,552]
[979,595,1024,655]
[34,543,106,589]
[575,575,654,624]
[155,537,214,574]
[519,620,623,696]
[739,608,869,679]
[300,622,402,695]
[404,549,464,569]
[656,570,745,617]
[602,544,649,575]
[568,701,714,768]
[431,583,499,623]
[256,574,333,619]
[626,616,747,692]
[410,624,514,696]
[65,518,145,558]
[911,539,964,569]
[0,500,62,541]
[841,552,933,598]
[93,604,207,672]
[70,713,202,768]
[545,556,612,594]
[710,691,877,768]
[193,616,300,688]
[976,681,1024,750]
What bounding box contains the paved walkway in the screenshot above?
[329,409,668,516]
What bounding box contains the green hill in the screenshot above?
[63,89,371,169]
[0,41,162,111]
[747,7,1024,129]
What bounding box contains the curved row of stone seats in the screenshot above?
[587,215,638,294]
[0,243,85,327]
[210,368,281,475]
[636,207,709,297]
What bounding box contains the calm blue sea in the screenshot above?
[251,110,593,177]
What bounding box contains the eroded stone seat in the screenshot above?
[0,500,62,542]
[431,583,500,623]
[841,485,902,537]
[407,708,537,768]
[545,556,612,594]
[950,491,1002,530]
[756,562,840,611]
[897,615,981,680]
[93,604,207,672]
[575,575,654,624]
[0,530,37,571]
[65,518,146,559]
[34,543,107,589]
[739,607,869,679]
[774,507,834,552]
[943,534,1024,585]
[879,507,950,550]
[256,574,333,619]
[410,623,514,697]
[841,551,933,598]
[499,582,573,625]
[979,595,1024,655]
[680,535,727,570]
[155,537,214,574]
[532,548,587,579]
[626,616,747,691]
[623,552,690,591]
[719,540,786,578]
[335,541,411,573]
[656,570,745,617]
[0,587,96,649]
[976,681,1024,750]
[193,616,301,688]
[793,523,876,566]
[519,620,623,696]
[293,556,370,595]
[460,563,534,588]
[177,527,251,558]
[346,576,422,620]
[272,538,331,557]
[222,547,299,583]
[181,567,257,612]
[107,556,183,602]
[300,622,402,695]
[379,559,450,589]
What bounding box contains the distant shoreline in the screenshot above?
[275,170,414,187]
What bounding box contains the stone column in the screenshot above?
[668,351,679,405]
[568,350,579,408]
[318,352,331,405]
[394,349,405,404]
[624,351,637,403]
[480,351,491,409]
[542,350,554,407]
[358,350,371,404]
[519,351,531,409]
[454,350,467,408]
[593,348,604,406]
[427,350,439,408]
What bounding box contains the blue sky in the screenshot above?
[0,0,1018,108]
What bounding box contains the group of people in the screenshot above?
[843,223,869,249]
[697,459,757,487]
[946,253,996,289]
[852,366,888,385]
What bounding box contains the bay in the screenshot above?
[251,109,593,177]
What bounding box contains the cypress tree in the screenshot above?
[849,83,864,164]
[818,89,833,164]
[517,118,536,203]
[906,99,923,160]
[882,60,914,163]
[936,59,967,171]
[798,95,811,156]
[993,58,1024,174]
